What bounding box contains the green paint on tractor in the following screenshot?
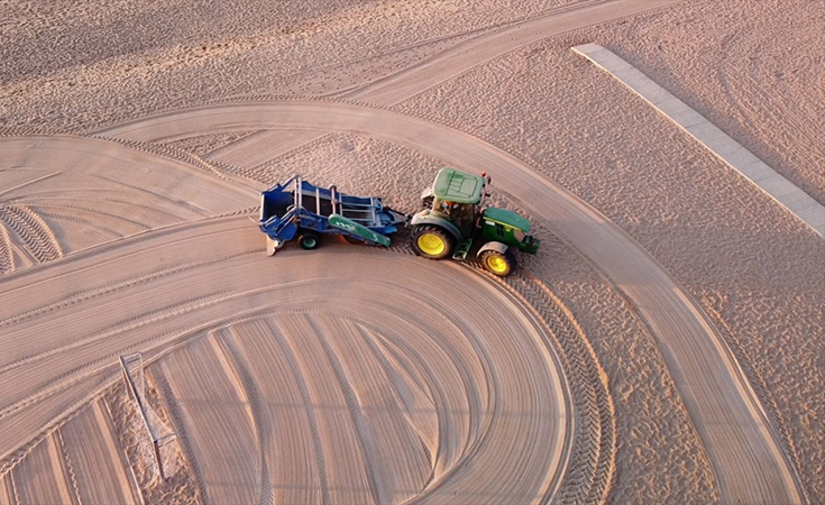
[410,167,540,276]
[432,167,485,204]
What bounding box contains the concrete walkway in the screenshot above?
[572,43,824,237]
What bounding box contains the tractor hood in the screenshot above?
[482,207,531,232]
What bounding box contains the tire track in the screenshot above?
[57,400,140,505]
[306,314,384,505]
[0,249,255,333]
[0,135,258,229]
[0,292,234,426]
[92,99,801,503]
[450,260,613,504]
[53,426,83,505]
[0,373,113,480]
[97,395,145,505]
[290,282,564,503]
[32,202,155,233]
[89,134,262,193]
[0,204,62,264]
[0,217,571,503]
[355,324,438,484]
[0,472,18,505]
[0,223,13,276]
[87,173,211,219]
[150,362,209,505]
[33,209,124,240]
[228,316,327,505]
[215,329,272,505]
[94,0,680,172]
[364,241,613,503]
[511,273,616,504]
[265,317,331,505]
[0,171,61,200]
[701,301,811,505]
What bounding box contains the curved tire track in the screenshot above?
[95,99,801,504]
[0,204,62,264]
[0,2,800,494]
[215,329,273,505]
[0,216,572,503]
[0,223,13,275]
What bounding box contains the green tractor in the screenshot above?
[410,167,539,276]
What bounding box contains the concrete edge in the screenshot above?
[571,44,824,237]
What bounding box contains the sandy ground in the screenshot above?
[1,0,822,504]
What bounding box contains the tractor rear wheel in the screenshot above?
[480,248,516,277]
[298,230,320,250]
[412,225,455,259]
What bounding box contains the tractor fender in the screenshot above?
[410,212,462,242]
[476,240,509,258]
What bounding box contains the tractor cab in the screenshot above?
[410,167,540,276]
[429,167,486,236]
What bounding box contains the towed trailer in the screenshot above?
[259,176,408,255]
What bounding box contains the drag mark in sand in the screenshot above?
[7,433,74,505]
[57,401,140,505]
[0,214,573,503]
[97,99,803,503]
[95,0,681,174]
[0,2,808,499]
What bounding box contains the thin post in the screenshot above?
[119,355,166,482]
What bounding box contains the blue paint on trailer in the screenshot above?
[259,176,407,253]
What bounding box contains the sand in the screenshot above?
[1,0,822,503]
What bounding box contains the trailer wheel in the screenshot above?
[412,225,455,260]
[480,249,516,277]
[298,230,320,250]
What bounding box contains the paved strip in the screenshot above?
[572,43,824,237]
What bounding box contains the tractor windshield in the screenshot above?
[451,202,477,237]
[433,198,477,237]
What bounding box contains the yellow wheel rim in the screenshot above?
[418,233,445,256]
[486,255,508,274]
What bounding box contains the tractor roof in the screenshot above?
[432,167,484,204]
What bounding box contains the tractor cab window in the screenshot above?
[452,202,477,236]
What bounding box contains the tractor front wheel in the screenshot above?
[412,225,455,260]
[298,230,320,250]
[480,248,516,277]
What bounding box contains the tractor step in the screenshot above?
[453,239,472,260]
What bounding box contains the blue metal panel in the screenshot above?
[258,176,409,248]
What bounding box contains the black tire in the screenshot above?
[297,230,320,250]
[479,248,517,277]
[411,225,455,260]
